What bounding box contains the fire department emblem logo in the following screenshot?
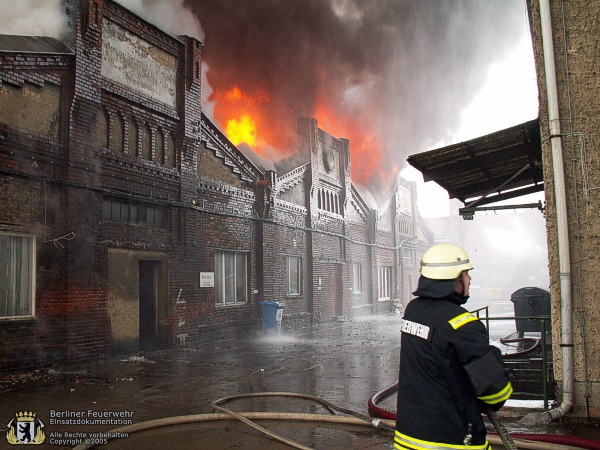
[5,411,45,445]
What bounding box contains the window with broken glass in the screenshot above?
[0,234,35,319]
[214,250,248,305]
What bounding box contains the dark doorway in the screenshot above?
[139,260,159,350]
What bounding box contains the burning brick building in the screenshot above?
[0,0,430,371]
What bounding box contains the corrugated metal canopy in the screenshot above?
[407,119,543,206]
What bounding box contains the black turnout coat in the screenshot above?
[394,277,513,450]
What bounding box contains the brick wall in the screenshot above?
[0,0,429,372]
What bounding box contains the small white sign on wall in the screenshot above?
[200,272,214,288]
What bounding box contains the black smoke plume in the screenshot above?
[185,0,530,198]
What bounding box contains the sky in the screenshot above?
[402,33,539,218]
[0,0,540,218]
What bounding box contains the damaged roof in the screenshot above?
[407,119,543,206]
[0,35,73,54]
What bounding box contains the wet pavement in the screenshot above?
[1,314,599,449]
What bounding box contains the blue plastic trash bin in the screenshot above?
[260,301,285,333]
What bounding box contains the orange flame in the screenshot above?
[212,86,292,157]
[226,114,257,147]
[314,101,398,188]
[212,85,397,191]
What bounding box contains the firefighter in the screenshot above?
[394,243,512,450]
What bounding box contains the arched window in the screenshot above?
[142,124,151,160]
[155,129,164,164]
[96,108,109,148]
[166,134,176,167]
[128,119,138,156]
[113,113,124,152]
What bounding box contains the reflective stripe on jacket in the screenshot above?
[394,430,492,450]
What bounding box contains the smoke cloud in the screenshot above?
[185,0,531,198]
[0,0,67,38]
[1,0,532,201]
[117,0,204,41]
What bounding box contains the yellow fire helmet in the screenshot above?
[420,243,474,280]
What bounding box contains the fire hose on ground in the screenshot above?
[70,390,600,450]
[71,391,394,450]
[368,381,600,450]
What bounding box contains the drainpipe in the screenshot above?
[539,0,574,420]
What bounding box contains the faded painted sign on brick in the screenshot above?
[101,19,177,107]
